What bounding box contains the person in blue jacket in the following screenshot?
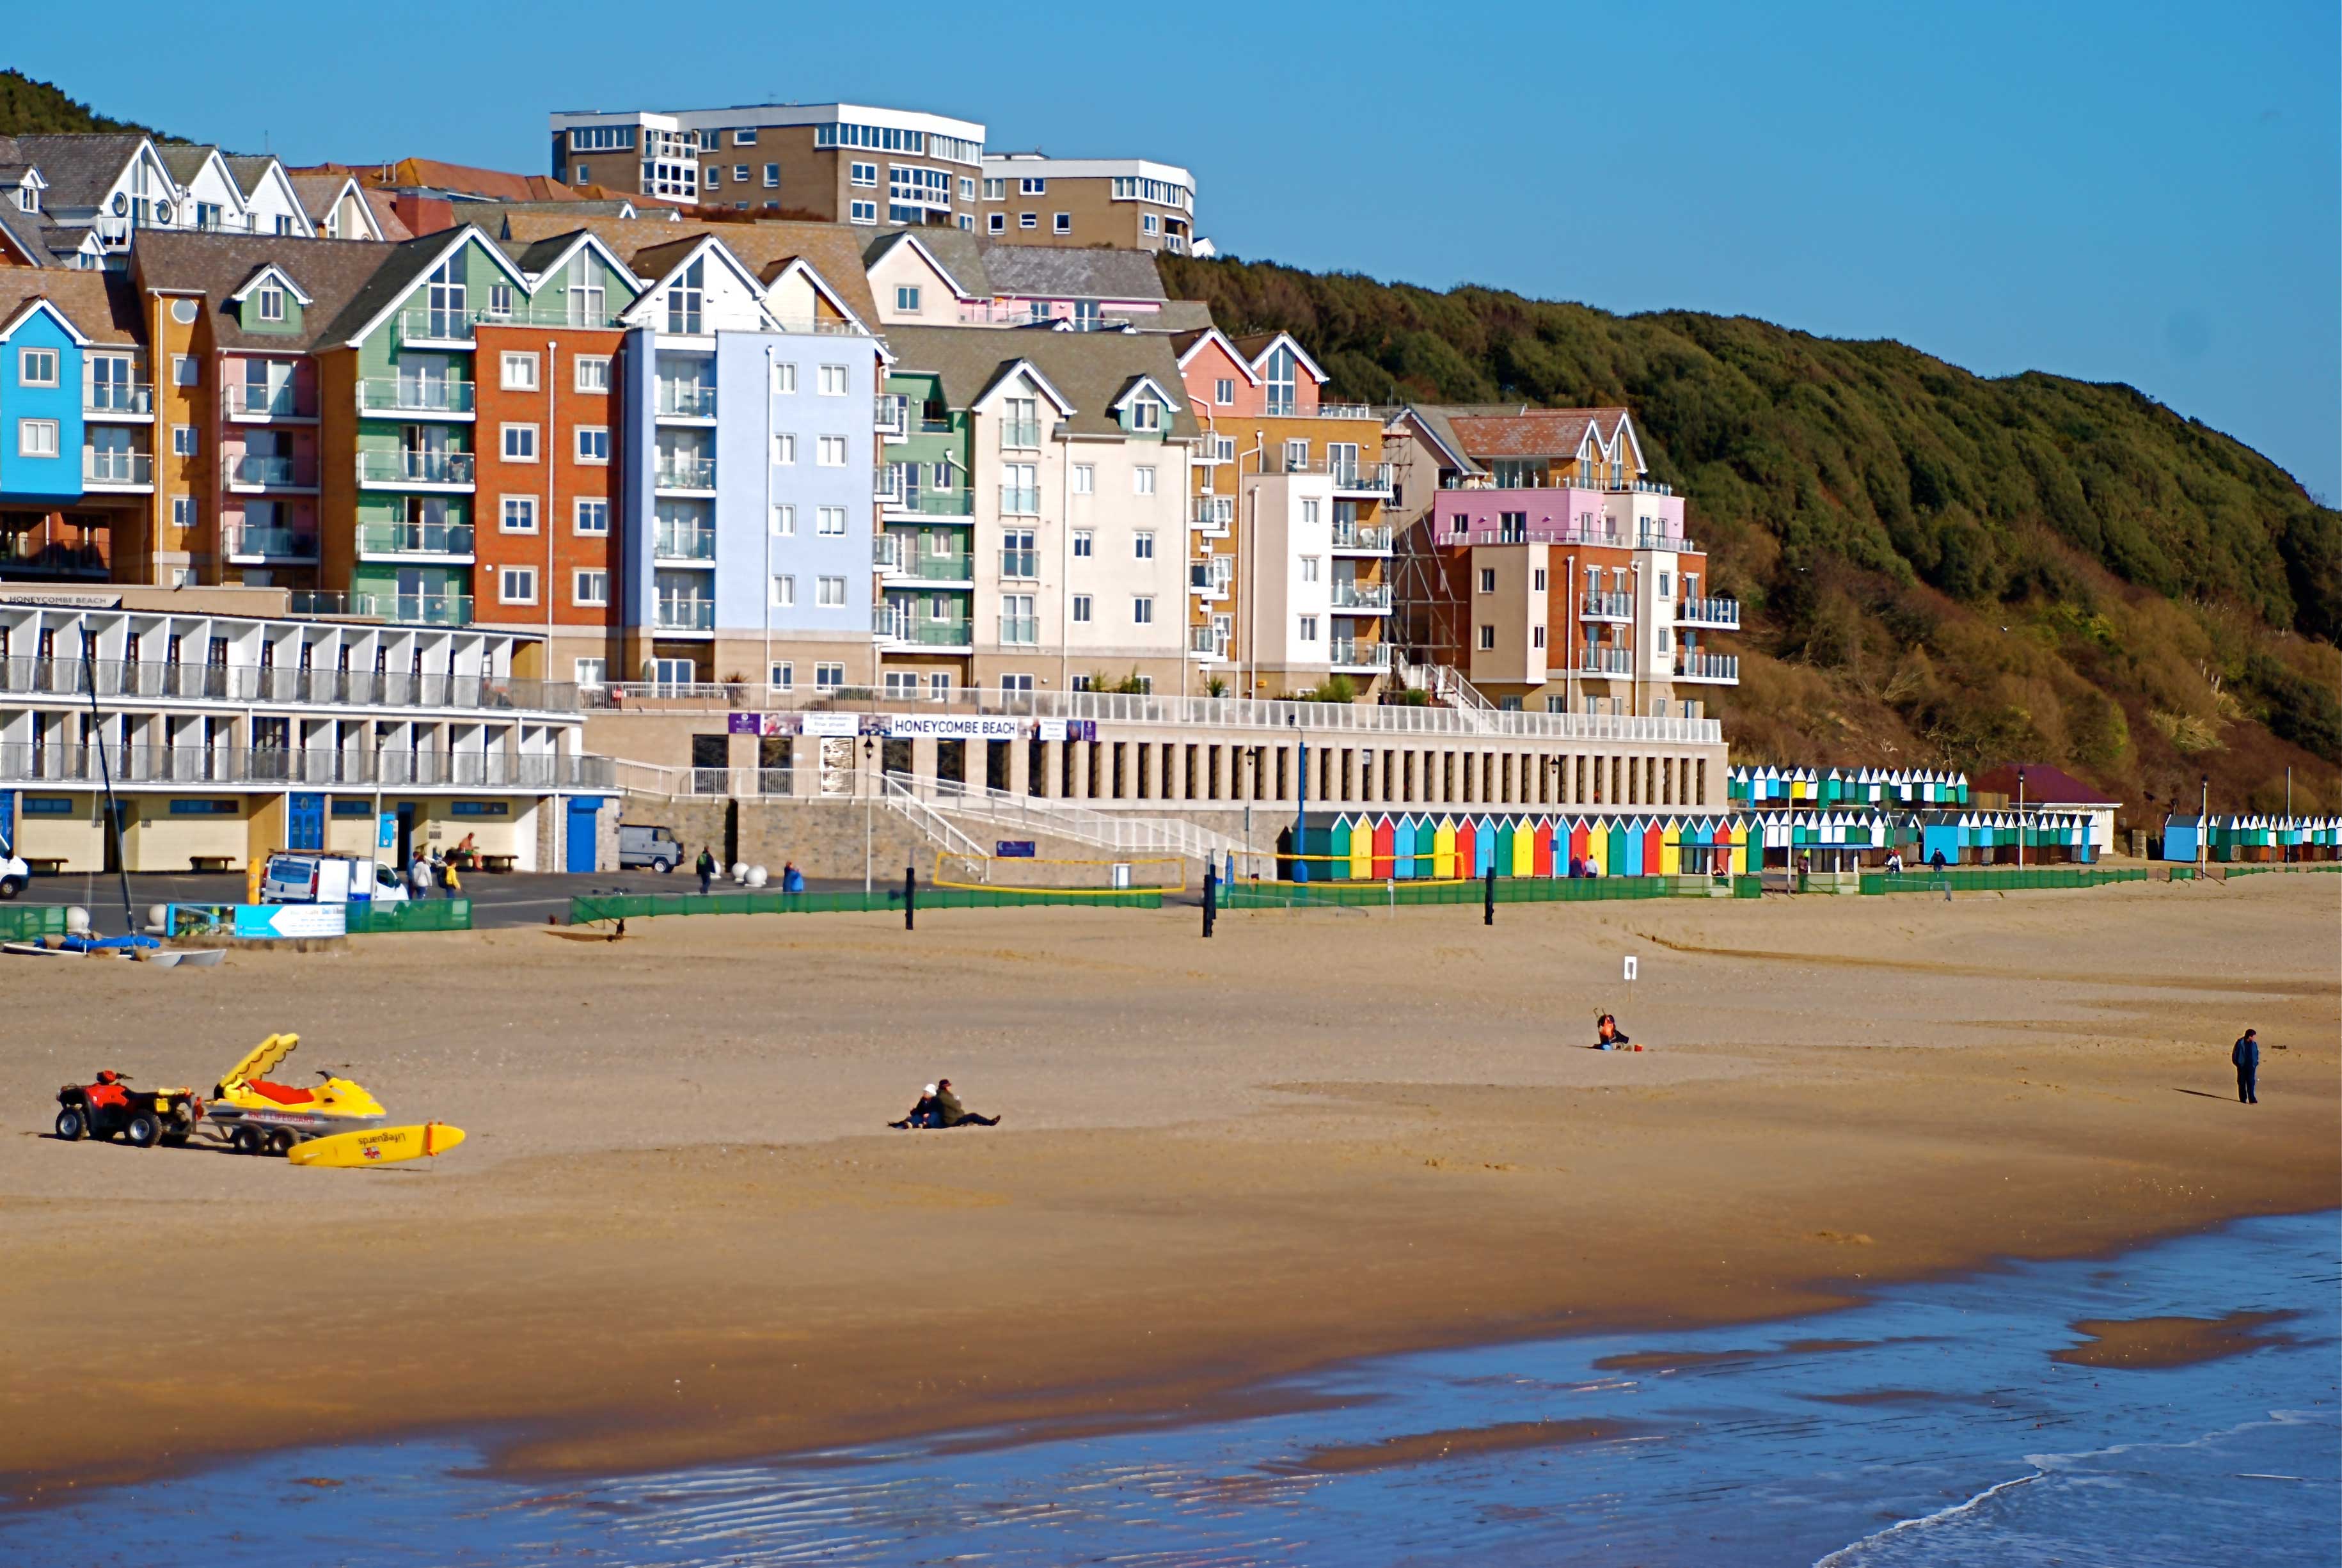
[2231,1029,2260,1105]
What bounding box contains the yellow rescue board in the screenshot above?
[287,1121,466,1169]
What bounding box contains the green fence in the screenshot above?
[0,904,68,941]
[569,887,1162,924]
[1733,875,1764,899]
[1220,875,1675,911]
[1860,867,2148,895]
[347,898,473,934]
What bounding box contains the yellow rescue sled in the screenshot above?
[287,1121,467,1169]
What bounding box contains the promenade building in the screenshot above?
[978,154,1198,254]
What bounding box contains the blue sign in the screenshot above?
[232,903,348,940]
[378,812,396,850]
[996,841,1036,858]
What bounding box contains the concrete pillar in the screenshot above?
[1006,736,1031,797]
[1070,740,1091,800]
[1140,740,1160,802]
[1040,740,1063,798]
[910,736,940,795]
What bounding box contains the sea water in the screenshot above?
[7,1212,2334,1567]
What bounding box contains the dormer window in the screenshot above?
[256,285,286,322]
[1127,399,1161,432]
[667,257,705,335]
[13,184,36,214]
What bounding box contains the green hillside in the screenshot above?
[1162,254,2342,816]
[0,70,167,137]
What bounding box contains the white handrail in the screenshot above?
[880,774,987,860]
[905,772,1246,861]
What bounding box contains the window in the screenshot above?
[929,670,952,699]
[988,213,1005,234]
[18,418,58,457]
[575,657,607,687]
[172,496,196,528]
[19,347,58,385]
[1301,556,1320,583]
[1533,568,1547,590]
[818,364,849,395]
[1127,399,1160,432]
[731,164,747,183]
[1478,624,1496,650]
[173,356,197,387]
[1210,436,1235,463]
[575,427,610,464]
[1214,378,1235,406]
[1001,594,1038,643]
[665,258,704,334]
[1020,177,1045,194]
[770,661,794,690]
[1072,463,1094,494]
[895,285,921,313]
[256,286,287,322]
[1479,567,1496,593]
[816,663,845,690]
[1054,212,1072,234]
[501,495,538,533]
[488,284,514,319]
[816,505,847,535]
[1072,529,1093,557]
[771,432,796,464]
[1134,530,1156,560]
[503,423,539,462]
[770,503,795,535]
[574,569,609,606]
[850,200,878,224]
[850,162,878,187]
[816,435,848,467]
[1265,344,1297,416]
[999,672,1034,692]
[1133,596,1155,624]
[1301,498,1320,525]
[574,498,610,535]
[1533,626,1547,649]
[1018,212,1037,230]
[771,361,797,394]
[983,178,1006,200]
[574,356,611,392]
[171,424,196,457]
[1658,571,1672,596]
[500,566,538,604]
[1072,594,1092,623]
[816,576,847,608]
[735,128,757,145]
[1133,466,1156,496]
[770,574,795,607]
[1299,615,1318,641]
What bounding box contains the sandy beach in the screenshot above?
[1,873,2334,1500]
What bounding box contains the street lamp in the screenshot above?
[2199,772,2210,873]
[2016,766,2026,871]
[1290,713,1307,882]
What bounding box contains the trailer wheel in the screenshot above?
[125,1113,162,1149]
[269,1128,298,1158]
[54,1108,85,1141]
[232,1127,265,1156]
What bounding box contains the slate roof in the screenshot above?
[979,244,1166,302]
[223,155,282,203]
[0,201,53,267]
[129,228,401,350]
[495,213,880,325]
[0,134,148,211]
[879,323,1198,440]
[157,144,217,186]
[1444,408,1627,463]
[0,267,143,344]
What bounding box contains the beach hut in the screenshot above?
[1656,818,1681,875]
[1491,817,1514,880]
[1372,816,1396,880]
[1392,815,1418,879]
[1567,818,1592,874]
[1432,818,1459,880]
[1512,819,1538,878]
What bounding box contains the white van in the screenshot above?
[260,853,410,906]
[0,828,28,900]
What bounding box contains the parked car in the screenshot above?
[619,823,683,873]
[260,853,410,905]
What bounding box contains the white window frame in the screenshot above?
[1133,596,1155,625]
[895,285,921,313]
[574,426,610,464]
[172,355,198,388]
[818,363,850,395]
[574,498,610,535]
[850,200,878,225]
[1072,528,1093,557]
[816,575,848,608]
[1133,530,1155,560]
[1299,615,1318,642]
[500,566,539,605]
[500,495,539,534]
[772,432,796,465]
[770,574,796,608]
[1054,212,1072,234]
[816,662,846,690]
[770,661,795,690]
[1215,378,1235,406]
[574,355,611,392]
[816,434,848,468]
[850,162,878,187]
[500,352,539,391]
[1132,465,1156,496]
[574,657,607,687]
[502,423,539,463]
[770,503,796,536]
[171,424,196,457]
[1301,556,1320,583]
[771,361,798,394]
[19,347,58,386]
[573,569,609,607]
[816,505,847,535]
[988,212,1005,234]
[256,286,287,322]
[1018,212,1037,230]
[1071,463,1095,495]
[1072,594,1092,624]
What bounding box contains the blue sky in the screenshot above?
[15,0,2339,500]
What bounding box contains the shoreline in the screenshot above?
[3,876,2334,1503]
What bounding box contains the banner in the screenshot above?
[799,712,862,738]
[725,713,793,736]
[886,715,1023,741]
[1036,718,1068,742]
[232,903,349,939]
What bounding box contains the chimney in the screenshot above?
[393,193,456,237]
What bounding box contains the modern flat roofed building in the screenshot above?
[550,104,986,228]
[979,155,1196,253]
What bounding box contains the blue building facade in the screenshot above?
[0,301,90,507]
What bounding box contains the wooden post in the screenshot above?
[1202,862,1217,938]
[1484,865,1496,926]
[905,866,916,931]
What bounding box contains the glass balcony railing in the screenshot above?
[1330,523,1392,551]
[224,453,319,488]
[999,487,1040,515]
[653,599,716,631]
[874,394,909,436]
[1189,625,1230,657]
[358,378,475,415]
[1675,596,1741,628]
[656,455,716,490]
[356,450,473,485]
[223,526,319,561]
[998,615,1040,645]
[876,609,973,647]
[85,381,154,415]
[225,383,318,418]
[885,487,975,517]
[356,521,474,557]
[1331,582,1392,610]
[656,383,717,418]
[395,300,624,344]
[654,524,716,561]
[352,592,474,626]
[998,419,1041,449]
[1581,591,1635,619]
[998,549,1039,579]
[1675,652,1739,682]
[1331,640,1391,669]
[82,450,153,486]
[1577,646,1633,676]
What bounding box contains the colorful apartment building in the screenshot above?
[549,104,987,228]
[0,135,376,269]
[1172,329,1393,697]
[1385,406,1738,717]
[979,154,1198,254]
[0,270,152,583]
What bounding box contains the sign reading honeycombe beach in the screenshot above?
[885,715,1023,741]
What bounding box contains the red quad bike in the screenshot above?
[56,1071,204,1150]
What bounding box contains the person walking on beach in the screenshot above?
[933,1078,1001,1128]
[695,844,716,896]
[409,849,432,899]
[442,852,463,899]
[2232,1029,2260,1105]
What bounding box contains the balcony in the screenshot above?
[875,540,973,582]
[1189,624,1230,659]
[223,525,319,562]
[654,523,717,562]
[998,615,1040,646]
[84,381,154,417]
[654,455,716,491]
[356,521,474,560]
[356,450,474,488]
[885,487,975,518]
[1577,646,1633,676]
[656,382,717,419]
[998,548,1039,580]
[999,486,1040,516]
[1331,461,1393,495]
[653,598,715,632]
[351,592,475,627]
[1192,496,1233,532]
[1637,530,1698,553]
[358,378,475,417]
[874,394,909,438]
[1439,476,1675,498]
[1676,596,1741,630]
[223,452,320,491]
[225,383,318,420]
[0,742,612,791]
[1189,557,1232,596]
[1673,652,1739,683]
[1318,402,1379,420]
[876,608,974,647]
[393,300,624,345]
[998,419,1041,450]
[0,656,588,714]
[1331,639,1392,669]
[1331,582,1393,612]
[1581,591,1634,621]
[1330,523,1391,552]
[82,450,153,489]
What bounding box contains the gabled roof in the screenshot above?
[972,357,1077,416]
[0,269,143,345]
[129,229,400,351]
[1444,407,1632,463]
[361,189,413,241]
[869,225,992,296]
[496,228,642,292]
[366,159,599,205]
[228,261,313,306]
[325,226,532,347]
[496,213,880,325]
[1390,406,1486,475]
[1107,372,1182,413]
[763,255,879,340]
[864,230,974,300]
[621,232,777,328]
[880,323,1200,440]
[1172,326,1261,384]
[0,293,92,346]
[1231,331,1327,384]
[0,134,158,212]
[0,202,51,267]
[980,244,1166,303]
[284,173,383,240]
[158,143,231,191]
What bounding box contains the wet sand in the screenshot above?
[2053,1310,2306,1369]
[1,872,2334,1500]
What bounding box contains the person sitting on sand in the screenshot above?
[889,1084,942,1130]
[1595,1013,1631,1051]
[933,1078,1001,1128]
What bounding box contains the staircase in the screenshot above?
[1391,650,1499,732]
[897,772,1247,864]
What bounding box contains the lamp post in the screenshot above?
[2199,773,2209,873]
[1290,713,1306,881]
[863,734,876,894]
[2016,766,2026,870]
